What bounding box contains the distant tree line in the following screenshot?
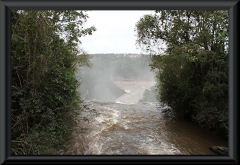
[135,10,228,137]
[75,54,155,101]
[86,54,154,80]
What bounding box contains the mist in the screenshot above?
[75,54,156,103]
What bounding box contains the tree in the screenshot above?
[135,10,228,137]
[11,10,96,154]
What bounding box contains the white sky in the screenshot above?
[80,10,155,54]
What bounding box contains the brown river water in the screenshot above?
[65,81,228,155]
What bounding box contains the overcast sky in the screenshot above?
[80,10,155,54]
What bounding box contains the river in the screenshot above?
[65,80,228,155]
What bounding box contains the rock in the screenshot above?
[209,146,228,155]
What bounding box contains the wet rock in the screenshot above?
[83,104,88,108]
[209,146,228,155]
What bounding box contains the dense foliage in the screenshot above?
[135,10,228,137]
[11,10,96,154]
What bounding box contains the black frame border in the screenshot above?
[0,0,239,164]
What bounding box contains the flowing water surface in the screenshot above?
[65,80,228,155]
